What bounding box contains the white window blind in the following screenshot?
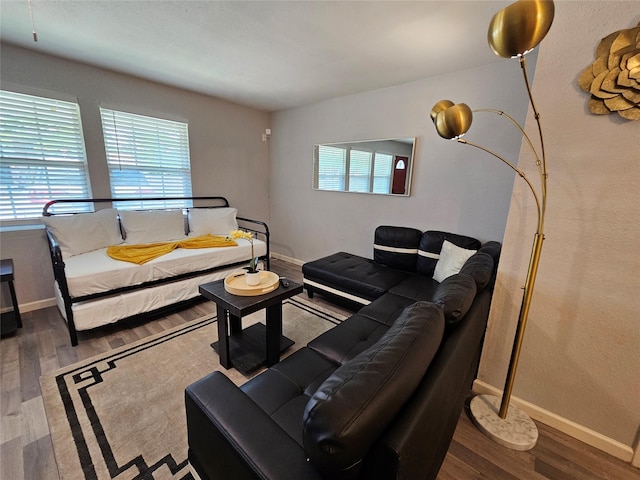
[373,152,393,194]
[348,149,372,193]
[100,108,192,210]
[0,90,91,220]
[317,145,346,191]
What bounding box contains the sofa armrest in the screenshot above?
[185,371,323,480]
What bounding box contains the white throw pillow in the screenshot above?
[188,207,238,236]
[433,240,477,283]
[119,209,186,244]
[43,208,123,258]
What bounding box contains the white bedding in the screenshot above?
[55,264,244,331]
[63,238,266,298]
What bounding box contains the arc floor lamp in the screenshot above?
[430,0,555,451]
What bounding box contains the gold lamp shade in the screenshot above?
[429,100,454,122]
[430,101,473,139]
[488,0,555,58]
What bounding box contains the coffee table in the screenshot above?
[199,276,303,375]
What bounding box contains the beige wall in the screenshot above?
[0,44,270,307]
[478,1,640,457]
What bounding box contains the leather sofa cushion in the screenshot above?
[416,231,481,276]
[241,347,339,445]
[303,302,445,479]
[357,292,416,327]
[388,274,440,302]
[432,273,477,327]
[373,225,422,273]
[308,314,390,365]
[459,252,494,291]
[302,252,408,301]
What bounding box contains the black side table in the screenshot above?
[199,276,303,375]
[1,259,22,337]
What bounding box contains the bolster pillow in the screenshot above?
[432,272,477,327]
[477,240,502,265]
[302,301,445,479]
[459,252,495,291]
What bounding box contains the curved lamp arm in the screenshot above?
[455,138,542,234]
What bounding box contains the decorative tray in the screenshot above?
[224,271,280,296]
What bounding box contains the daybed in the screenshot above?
[185,226,500,480]
[43,196,269,346]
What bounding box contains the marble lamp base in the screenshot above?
[469,394,538,451]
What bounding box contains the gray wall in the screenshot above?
[0,43,270,309]
[268,57,534,262]
[0,44,532,310]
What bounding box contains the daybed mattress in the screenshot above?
[54,264,243,331]
[63,238,266,298]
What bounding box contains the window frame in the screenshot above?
[0,88,92,222]
[99,107,193,210]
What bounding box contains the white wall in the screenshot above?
[0,44,270,307]
[478,1,640,457]
[269,57,532,262]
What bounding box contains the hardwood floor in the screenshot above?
[1,258,637,480]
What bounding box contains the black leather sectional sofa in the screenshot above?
[185,226,501,480]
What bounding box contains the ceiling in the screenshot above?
[0,0,510,112]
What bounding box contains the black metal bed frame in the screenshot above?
[43,196,270,346]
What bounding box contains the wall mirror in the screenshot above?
[313,137,416,196]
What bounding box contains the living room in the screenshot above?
[1,1,638,479]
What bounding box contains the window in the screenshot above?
[100,108,192,209]
[315,144,396,194]
[316,145,346,191]
[0,90,91,220]
[372,152,393,194]
[348,149,372,193]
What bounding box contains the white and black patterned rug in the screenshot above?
[40,297,345,480]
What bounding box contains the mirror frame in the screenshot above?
[313,137,416,196]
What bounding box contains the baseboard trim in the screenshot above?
[472,380,635,464]
[271,252,304,266]
[16,297,57,313]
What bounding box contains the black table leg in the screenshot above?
[229,314,242,334]
[217,305,231,369]
[7,278,21,328]
[265,302,283,367]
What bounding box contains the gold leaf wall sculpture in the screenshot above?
[578,22,640,120]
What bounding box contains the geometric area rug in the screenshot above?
[40,296,347,480]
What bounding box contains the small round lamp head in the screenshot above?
[488,0,555,58]
[430,101,473,140]
[430,100,454,122]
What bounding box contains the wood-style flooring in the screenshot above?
[1,258,638,480]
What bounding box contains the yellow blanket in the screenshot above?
[106,235,238,265]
